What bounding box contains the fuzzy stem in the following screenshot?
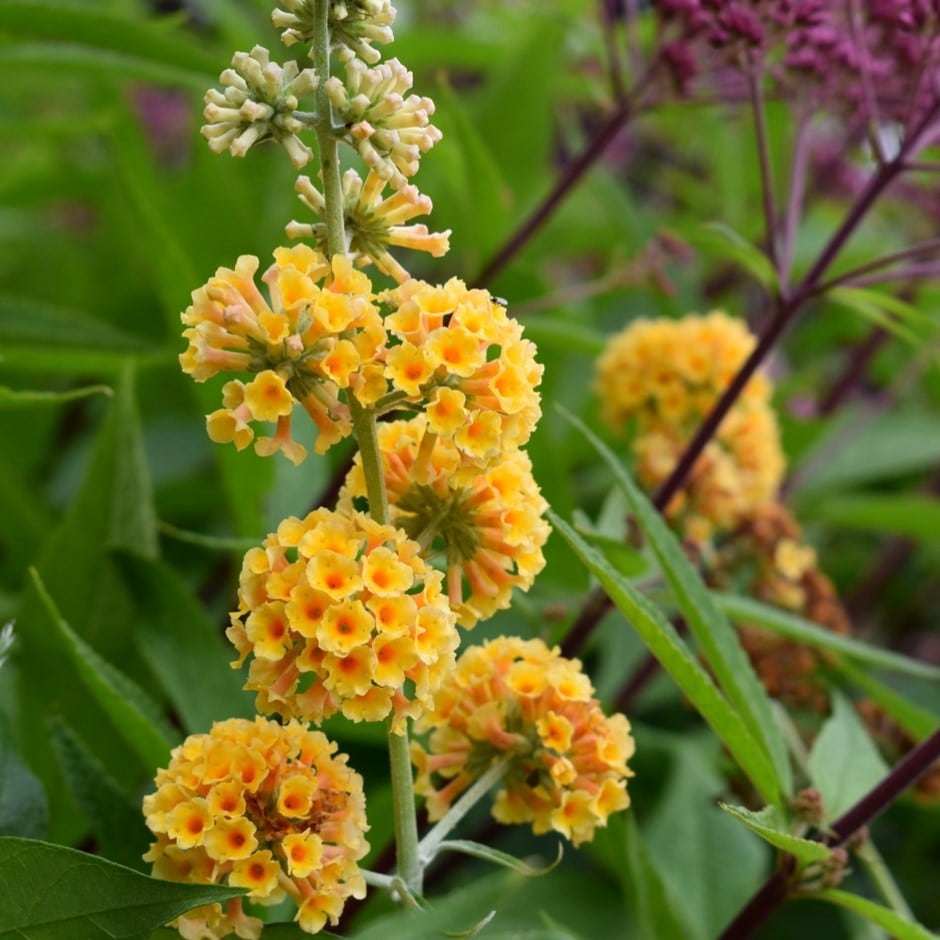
[387,722,423,896]
[418,755,513,866]
[313,0,347,257]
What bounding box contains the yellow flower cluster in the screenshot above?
[288,170,450,284]
[338,415,549,627]
[412,637,634,846]
[143,717,368,938]
[180,246,386,462]
[227,508,458,731]
[380,278,543,466]
[595,312,784,542]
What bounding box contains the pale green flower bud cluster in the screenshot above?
[273,0,395,64]
[327,55,442,186]
[201,45,318,169]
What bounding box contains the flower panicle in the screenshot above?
[142,716,368,938]
[412,636,635,846]
[201,45,318,168]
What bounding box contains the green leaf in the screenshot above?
[29,569,175,771]
[518,319,607,358]
[683,221,778,290]
[718,803,830,865]
[795,411,940,495]
[815,889,939,940]
[0,720,47,840]
[558,409,791,800]
[809,493,940,541]
[620,813,691,940]
[434,840,563,877]
[834,659,938,740]
[828,287,927,346]
[807,694,889,822]
[550,512,781,806]
[48,719,150,870]
[569,524,650,580]
[114,551,254,734]
[0,837,243,940]
[0,384,112,410]
[0,3,219,87]
[713,594,940,681]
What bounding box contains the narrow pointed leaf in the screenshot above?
[0,722,47,840]
[30,569,174,770]
[0,837,242,940]
[714,593,940,680]
[718,803,830,865]
[434,840,563,876]
[559,409,791,799]
[0,384,111,410]
[815,889,937,940]
[551,512,780,806]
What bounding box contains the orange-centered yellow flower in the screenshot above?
[594,311,784,542]
[228,507,459,731]
[375,278,543,466]
[180,245,386,461]
[143,717,368,938]
[338,416,550,627]
[412,636,635,846]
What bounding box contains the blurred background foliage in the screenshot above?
[0,1,939,938]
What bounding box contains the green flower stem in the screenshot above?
[854,837,915,920]
[349,396,389,525]
[387,722,423,896]
[418,754,513,867]
[312,0,347,257]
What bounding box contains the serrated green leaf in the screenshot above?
[815,889,939,940]
[0,384,111,410]
[718,803,830,865]
[550,512,780,806]
[0,837,242,940]
[808,694,889,822]
[713,594,940,681]
[558,409,791,800]
[114,551,254,734]
[30,569,174,770]
[0,720,47,840]
[48,719,150,869]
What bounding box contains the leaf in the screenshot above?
[834,659,938,740]
[48,719,151,870]
[815,889,939,940]
[558,409,791,800]
[809,493,940,541]
[518,320,607,358]
[620,813,691,940]
[0,720,47,840]
[30,569,175,771]
[718,803,830,865]
[795,410,940,495]
[683,221,779,289]
[0,837,242,940]
[807,694,889,822]
[0,384,112,410]
[570,524,650,580]
[434,840,563,877]
[0,3,219,87]
[114,552,254,734]
[550,511,781,806]
[828,287,927,346]
[713,593,940,681]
